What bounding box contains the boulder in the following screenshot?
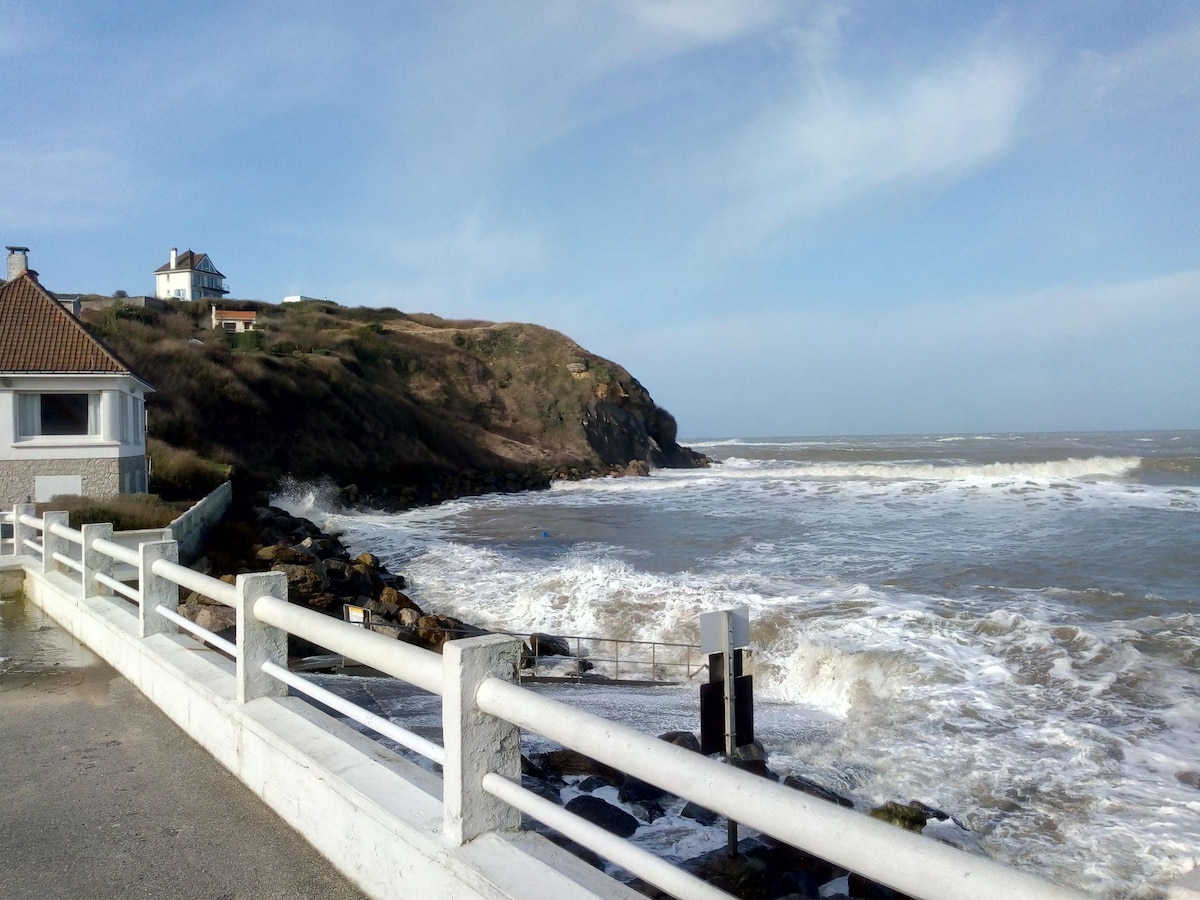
[271,562,328,601]
[868,800,929,833]
[256,543,317,566]
[564,795,639,838]
[782,774,854,808]
[536,749,622,785]
[380,585,419,611]
[397,607,421,628]
[618,775,665,804]
[659,730,701,753]
[681,801,720,826]
[530,633,572,657]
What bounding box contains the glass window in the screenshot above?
[16,393,100,437]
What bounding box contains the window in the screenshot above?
[16,393,100,437]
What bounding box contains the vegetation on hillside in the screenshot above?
[83,299,701,506]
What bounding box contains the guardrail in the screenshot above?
[8,503,1087,900]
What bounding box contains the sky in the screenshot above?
[4,1,1199,438]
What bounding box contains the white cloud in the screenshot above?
[707,46,1034,252]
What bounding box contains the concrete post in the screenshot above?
[12,504,35,557]
[40,510,69,576]
[236,572,289,703]
[81,523,113,599]
[442,634,523,845]
[139,540,180,638]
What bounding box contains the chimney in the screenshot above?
[6,245,30,282]
[170,247,178,268]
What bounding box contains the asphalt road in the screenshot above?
[0,599,368,900]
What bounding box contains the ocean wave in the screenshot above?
[709,455,1143,482]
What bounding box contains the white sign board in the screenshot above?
[699,607,750,654]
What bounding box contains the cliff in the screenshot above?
[84,299,705,505]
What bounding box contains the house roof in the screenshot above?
[154,249,224,277]
[0,271,148,382]
[213,309,257,321]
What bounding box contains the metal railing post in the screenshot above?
[442,634,522,845]
[237,571,289,703]
[139,540,180,638]
[12,504,34,558]
[40,511,69,576]
[81,523,113,599]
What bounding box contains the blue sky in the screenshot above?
[4,1,1199,437]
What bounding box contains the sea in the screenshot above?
[286,431,1200,899]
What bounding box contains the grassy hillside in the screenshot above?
[83,299,702,506]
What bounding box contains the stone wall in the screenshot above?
[0,456,148,506]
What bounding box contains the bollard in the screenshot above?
[81,522,114,599]
[40,511,69,577]
[12,504,35,558]
[442,634,523,845]
[139,540,180,638]
[237,572,289,703]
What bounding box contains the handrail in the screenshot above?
[482,772,733,900]
[151,557,239,608]
[261,660,445,765]
[52,552,84,574]
[91,536,139,568]
[48,521,83,545]
[18,513,42,530]
[94,571,139,602]
[474,676,1083,900]
[155,605,237,657]
[253,594,442,696]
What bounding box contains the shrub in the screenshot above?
[148,438,231,501]
[36,493,182,530]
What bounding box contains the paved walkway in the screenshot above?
[0,598,367,900]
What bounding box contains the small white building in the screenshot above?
[211,307,258,333]
[154,248,228,301]
[0,263,153,505]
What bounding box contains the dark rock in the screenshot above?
[783,774,855,808]
[681,801,720,826]
[256,543,317,565]
[868,800,929,833]
[629,801,665,824]
[530,633,572,657]
[618,775,666,804]
[564,795,639,838]
[271,562,328,600]
[731,740,772,778]
[659,730,702,753]
[536,749,622,785]
[1176,771,1200,790]
[521,775,562,806]
[577,775,610,793]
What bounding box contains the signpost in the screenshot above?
[698,607,752,857]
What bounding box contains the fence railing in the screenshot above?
[8,504,1086,900]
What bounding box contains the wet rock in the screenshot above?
[659,730,702,753]
[868,800,929,833]
[564,795,639,838]
[783,774,855,809]
[271,562,328,601]
[530,633,572,657]
[619,774,666,804]
[536,749,622,784]
[681,801,720,826]
[256,543,317,565]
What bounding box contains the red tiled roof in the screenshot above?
[0,272,140,375]
[213,309,257,320]
[154,249,224,277]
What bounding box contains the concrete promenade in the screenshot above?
[0,598,366,900]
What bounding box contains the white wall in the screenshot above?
[0,374,148,462]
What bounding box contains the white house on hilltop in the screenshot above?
[154,247,228,301]
[0,255,152,505]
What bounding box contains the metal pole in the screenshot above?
[723,611,738,856]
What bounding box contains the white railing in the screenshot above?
[11,505,1087,900]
